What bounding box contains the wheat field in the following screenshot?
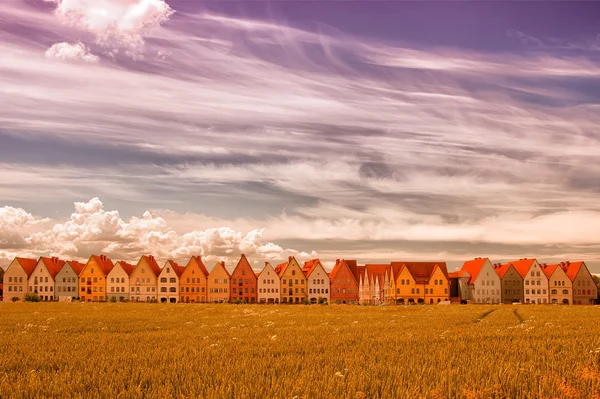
[0,304,599,399]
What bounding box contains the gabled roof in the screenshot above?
[565,261,585,282]
[356,265,366,284]
[209,261,230,277]
[115,261,136,276]
[364,264,389,290]
[390,262,449,284]
[187,256,210,277]
[541,264,560,279]
[139,255,162,277]
[65,260,86,276]
[232,254,256,278]
[302,259,324,278]
[459,257,490,285]
[165,260,185,278]
[329,259,359,286]
[494,263,519,279]
[503,258,537,279]
[15,257,38,278]
[89,255,115,276]
[258,262,274,278]
[274,261,288,277]
[40,257,66,279]
[447,272,460,279]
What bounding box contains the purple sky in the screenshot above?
[1,0,600,272]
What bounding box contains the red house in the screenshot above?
[329,259,359,304]
[230,254,257,303]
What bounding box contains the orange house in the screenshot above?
[390,262,450,304]
[207,261,230,303]
[80,255,114,302]
[180,256,210,303]
[329,259,360,304]
[276,256,307,304]
[230,254,257,303]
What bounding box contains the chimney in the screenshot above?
[566,261,570,266]
[336,259,340,264]
[288,256,292,262]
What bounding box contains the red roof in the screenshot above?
[565,261,585,282]
[459,257,489,285]
[40,257,66,279]
[329,259,359,286]
[390,262,449,284]
[363,264,389,289]
[166,260,185,278]
[541,264,560,279]
[448,272,460,278]
[139,255,162,277]
[187,256,210,277]
[16,257,37,278]
[494,263,518,279]
[232,254,256,278]
[65,261,86,276]
[116,261,136,276]
[302,259,322,278]
[274,262,287,277]
[502,259,536,279]
[210,261,230,277]
[89,255,115,276]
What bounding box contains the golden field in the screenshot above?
[0,304,599,399]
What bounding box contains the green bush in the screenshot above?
[24,293,40,302]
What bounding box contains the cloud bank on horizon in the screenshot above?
[1,0,600,269]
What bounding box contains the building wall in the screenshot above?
[330,262,359,304]
[548,267,571,304]
[129,258,159,302]
[80,258,107,302]
[230,257,257,303]
[3,260,28,302]
[393,267,421,304]
[473,260,502,304]
[30,260,56,301]
[500,266,523,304]
[523,261,548,304]
[306,263,330,304]
[280,258,307,304]
[426,267,450,304]
[107,264,130,301]
[207,263,230,303]
[55,264,79,300]
[572,266,598,304]
[257,264,280,303]
[180,259,208,303]
[158,266,179,303]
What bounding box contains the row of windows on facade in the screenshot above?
[6,277,24,283]
[232,287,255,294]
[333,288,357,294]
[6,286,24,292]
[525,289,547,295]
[31,285,53,292]
[395,287,449,295]
[209,288,228,293]
[476,289,499,295]
[282,279,305,285]
[282,287,305,294]
[397,279,446,286]
[56,286,77,292]
[525,280,544,286]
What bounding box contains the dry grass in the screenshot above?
[0,303,599,398]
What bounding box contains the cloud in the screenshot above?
[45,41,99,63]
[46,0,174,53]
[0,198,316,268]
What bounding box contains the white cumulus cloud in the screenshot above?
[45,41,99,63]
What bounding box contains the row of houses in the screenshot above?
[2,254,597,305]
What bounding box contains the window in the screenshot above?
[170,278,176,283]
[167,268,170,273]
[160,277,167,283]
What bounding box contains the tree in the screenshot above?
[24,292,40,302]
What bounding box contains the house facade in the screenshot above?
[55,261,85,301]
[276,256,307,304]
[180,256,209,303]
[257,262,280,303]
[158,260,184,303]
[566,261,598,304]
[508,259,548,304]
[230,254,257,303]
[80,255,114,302]
[129,255,161,302]
[30,257,65,301]
[3,257,37,302]
[359,264,390,305]
[329,259,359,304]
[390,262,450,304]
[302,259,330,304]
[458,258,501,304]
[107,261,135,302]
[542,263,571,304]
[495,263,523,304]
[207,261,230,303]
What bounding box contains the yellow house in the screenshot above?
[129,255,162,302]
[276,256,307,304]
[207,261,230,303]
[542,263,572,304]
[390,262,450,304]
[80,255,114,302]
[180,256,210,303]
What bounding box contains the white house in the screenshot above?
[302,259,330,304]
[257,262,280,304]
[458,257,501,304]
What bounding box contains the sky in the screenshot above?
[1,0,600,272]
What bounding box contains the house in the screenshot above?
[207,261,230,303]
[107,261,135,302]
[257,262,280,303]
[180,256,210,303]
[329,259,359,304]
[230,254,257,303]
[30,257,66,301]
[359,264,390,305]
[55,260,85,302]
[80,255,114,302]
[129,255,161,302]
[447,271,470,303]
[541,263,572,304]
[3,257,37,302]
[302,259,330,304]
[457,258,501,304]
[276,256,307,304]
[158,260,185,303]
[503,259,548,304]
[494,263,523,304]
[389,262,450,304]
[565,261,597,304]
